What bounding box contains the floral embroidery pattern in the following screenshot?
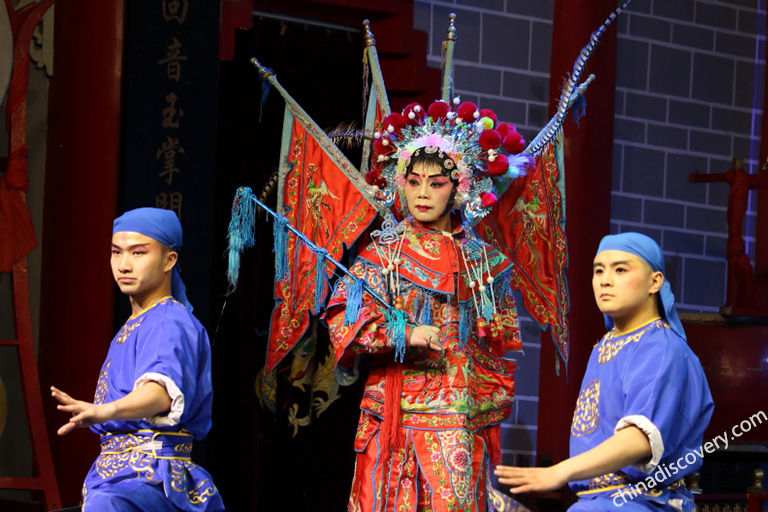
[424,430,477,510]
[571,379,600,437]
[115,318,144,345]
[93,359,111,405]
[447,443,472,475]
[398,443,417,510]
[405,231,442,259]
[424,432,459,511]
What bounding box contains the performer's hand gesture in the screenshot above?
[494,465,567,494]
[51,386,114,436]
[408,325,443,354]
[52,381,171,436]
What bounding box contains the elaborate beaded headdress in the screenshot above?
[364,98,531,225]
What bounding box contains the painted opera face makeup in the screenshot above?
[111,231,176,307]
[404,162,454,232]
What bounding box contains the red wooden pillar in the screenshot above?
[536,0,617,466]
[755,13,768,311]
[37,1,124,505]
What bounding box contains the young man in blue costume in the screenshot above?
[51,207,224,511]
[495,232,713,512]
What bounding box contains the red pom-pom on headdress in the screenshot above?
[382,113,407,135]
[374,136,395,156]
[365,170,387,189]
[402,103,426,126]
[428,101,450,121]
[456,102,479,123]
[479,192,498,207]
[487,154,509,176]
[496,122,512,138]
[502,132,526,154]
[479,129,502,151]
[478,109,497,127]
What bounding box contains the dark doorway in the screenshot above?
[210,14,368,511]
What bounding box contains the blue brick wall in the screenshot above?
[412,0,766,466]
[613,0,766,313]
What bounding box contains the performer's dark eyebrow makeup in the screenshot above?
[112,243,152,250]
[593,260,631,268]
[412,173,446,179]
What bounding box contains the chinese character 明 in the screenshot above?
[155,192,183,219]
[156,136,185,185]
[161,0,188,24]
[157,37,188,82]
[162,92,184,128]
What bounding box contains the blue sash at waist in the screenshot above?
[99,430,194,460]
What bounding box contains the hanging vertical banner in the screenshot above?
[120,0,220,326]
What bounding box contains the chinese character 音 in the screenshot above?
[158,37,188,82]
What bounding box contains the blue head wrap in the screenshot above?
[596,232,685,341]
[112,207,192,312]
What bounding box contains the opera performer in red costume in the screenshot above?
[325,105,529,511]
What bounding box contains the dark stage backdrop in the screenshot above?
[119,0,220,328]
[210,17,369,511]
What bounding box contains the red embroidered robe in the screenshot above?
[326,217,523,512]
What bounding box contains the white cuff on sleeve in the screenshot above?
[134,372,185,427]
[614,414,664,474]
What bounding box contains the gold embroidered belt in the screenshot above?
[99,430,194,461]
[576,472,687,498]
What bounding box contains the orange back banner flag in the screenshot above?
[477,137,569,370]
[266,106,377,371]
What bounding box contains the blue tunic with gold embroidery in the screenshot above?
[568,319,713,512]
[82,298,224,511]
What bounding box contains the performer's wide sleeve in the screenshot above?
[132,313,201,426]
[325,260,405,369]
[617,330,711,474]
